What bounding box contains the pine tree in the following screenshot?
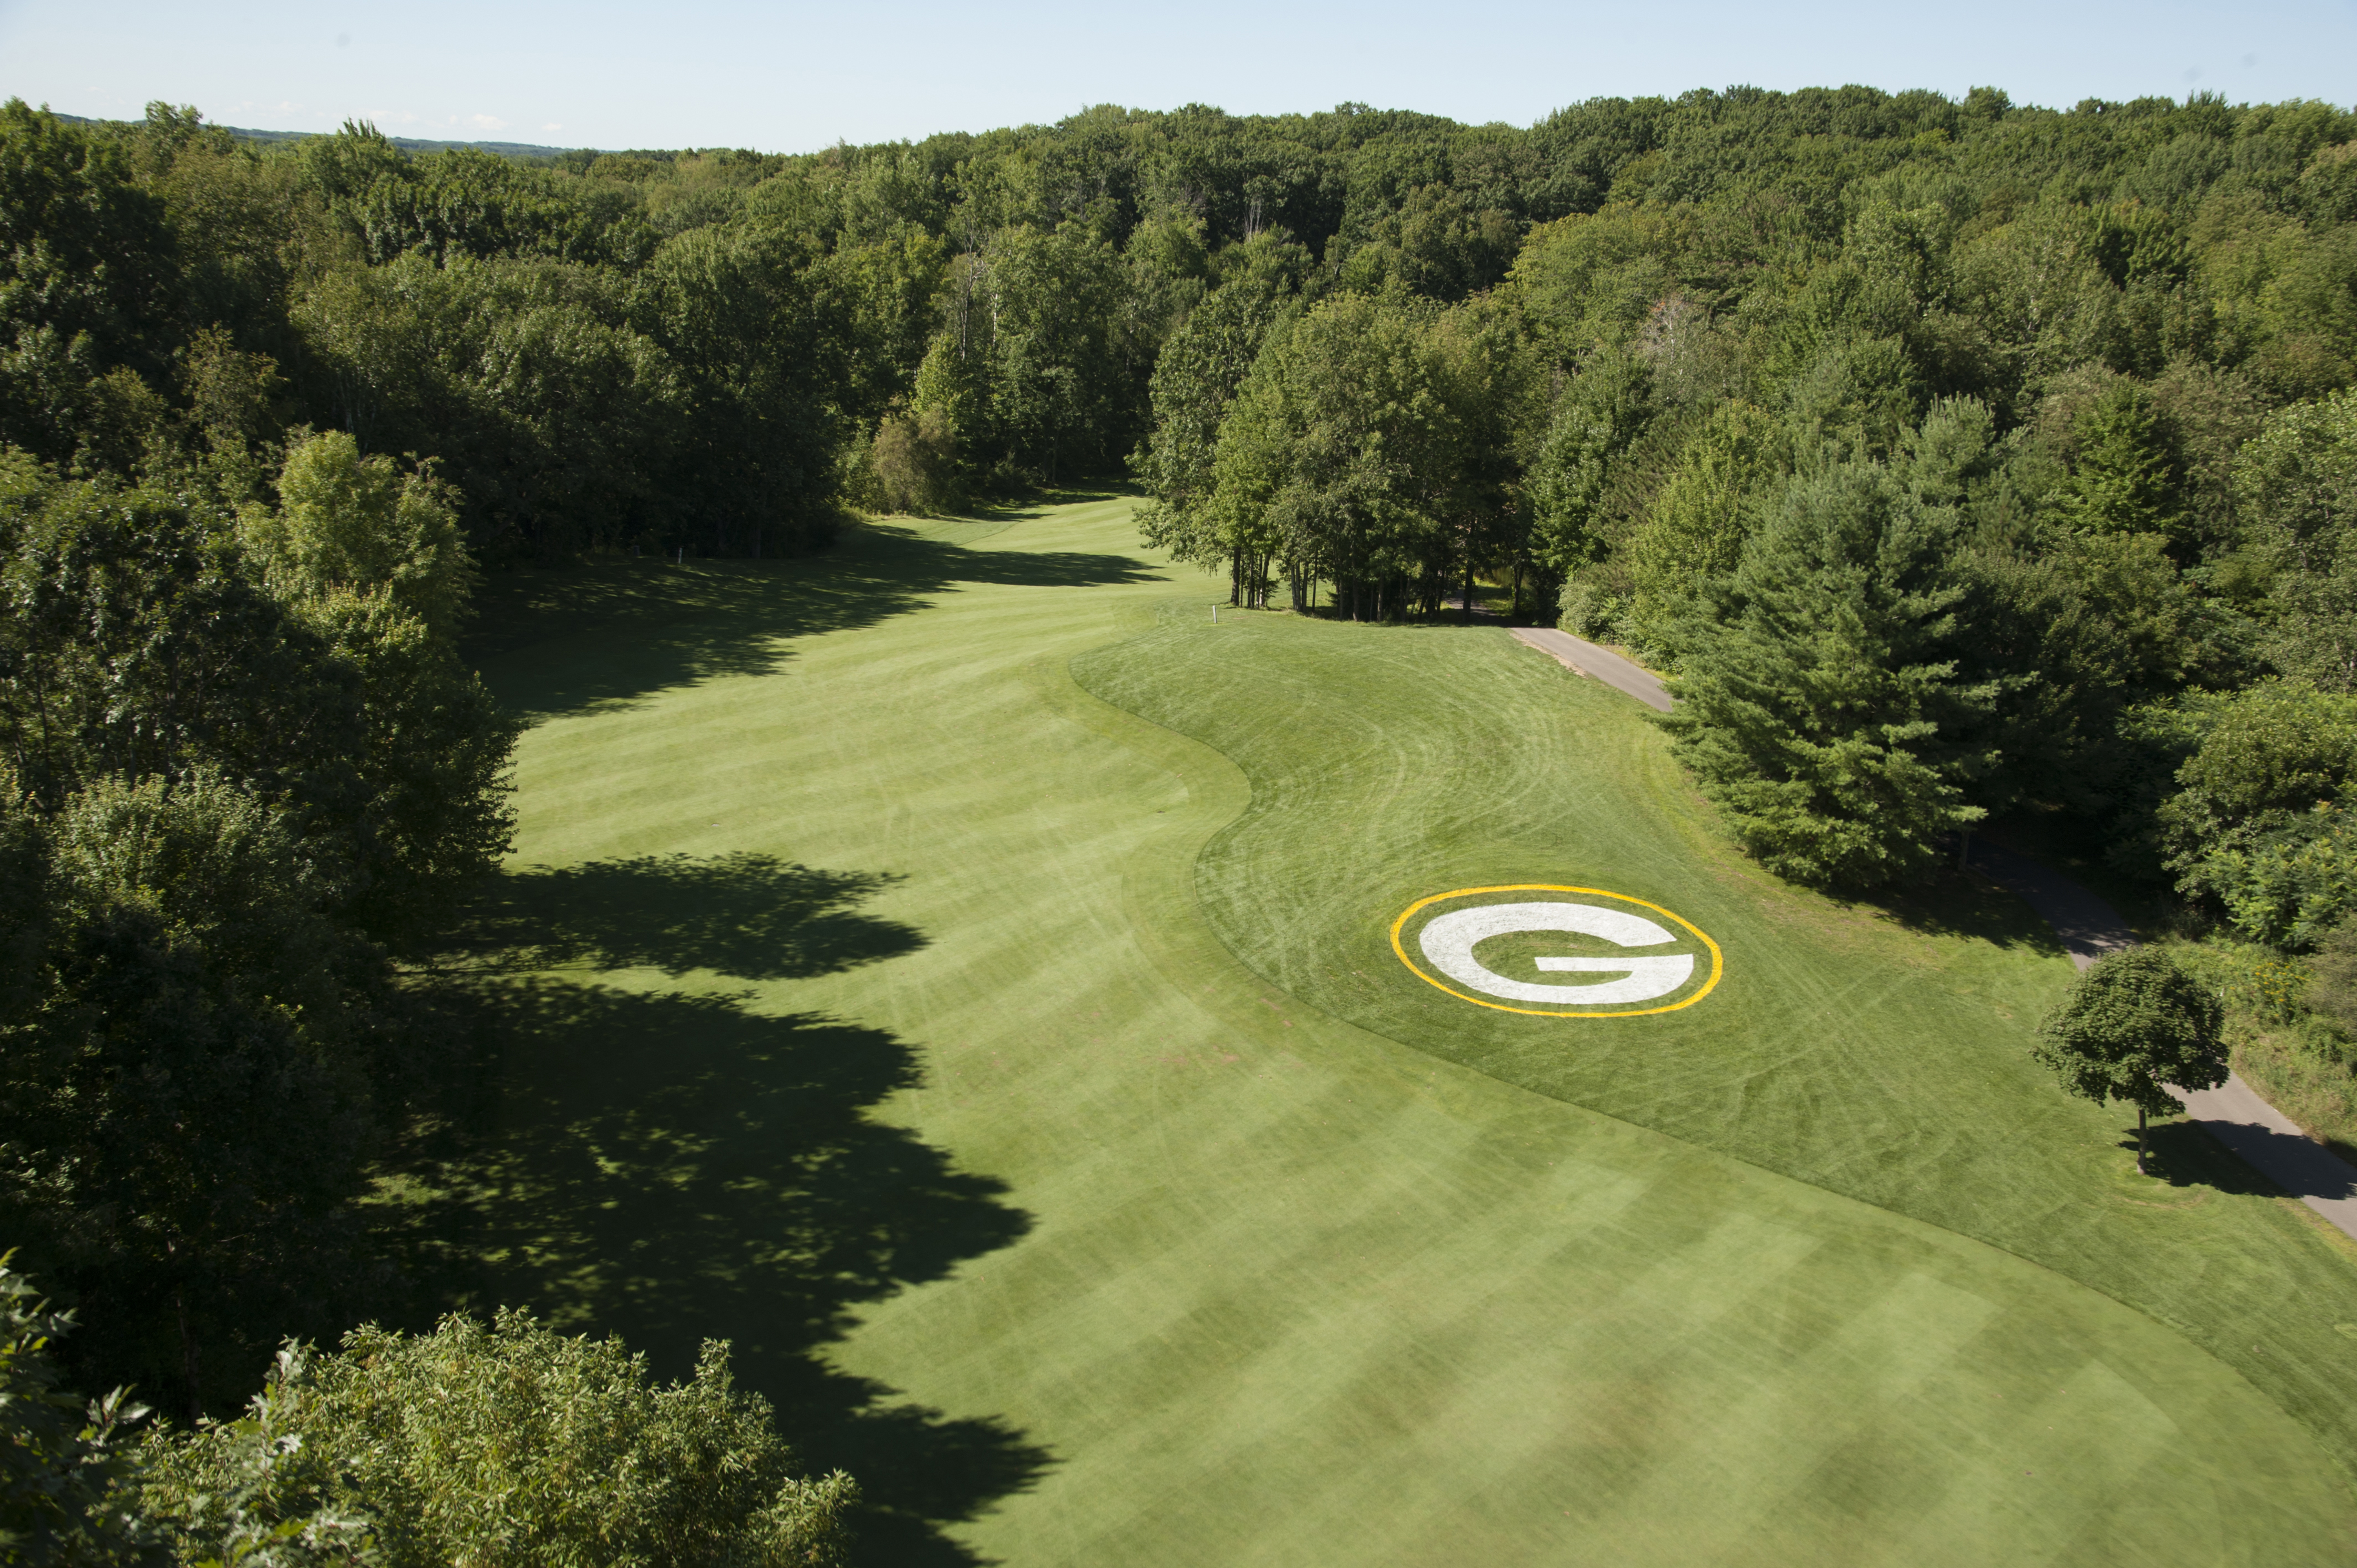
[1663,460,2003,889]
[2065,384,2179,540]
[1624,400,1783,652]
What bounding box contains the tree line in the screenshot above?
[0,427,863,1556]
[1128,93,2357,893]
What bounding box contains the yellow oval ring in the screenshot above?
[1388,883,1724,1018]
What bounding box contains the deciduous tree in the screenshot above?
[2033,947,2228,1174]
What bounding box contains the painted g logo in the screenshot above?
[1390,885,1722,1017]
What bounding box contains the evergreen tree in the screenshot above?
[2062,384,2178,540]
[1623,400,1783,655]
[1663,459,2002,889]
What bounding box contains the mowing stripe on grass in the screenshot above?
[462,496,2357,1566]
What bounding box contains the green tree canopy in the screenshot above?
[2032,947,2228,1174]
[1623,399,1785,653]
[1133,276,1292,577]
[2159,681,2357,946]
[238,431,472,641]
[2236,388,2357,689]
[2061,383,2180,540]
[1662,458,2003,889]
[146,1311,856,1568]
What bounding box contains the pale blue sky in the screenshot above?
[4,0,2352,153]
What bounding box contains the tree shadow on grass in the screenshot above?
[455,853,925,982]
[942,483,1126,521]
[385,859,1046,1564]
[2129,1117,2292,1197]
[466,517,1161,722]
[2135,1114,2357,1210]
[1813,864,2073,959]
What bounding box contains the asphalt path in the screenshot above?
[1973,839,2357,1242]
[1510,626,1672,712]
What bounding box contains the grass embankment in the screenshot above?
[439,496,2355,1565]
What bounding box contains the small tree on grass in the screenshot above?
[2033,948,2228,1175]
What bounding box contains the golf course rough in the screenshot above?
[474,496,2357,1566]
[1392,884,1722,1014]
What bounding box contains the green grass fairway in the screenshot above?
[450,496,2357,1565]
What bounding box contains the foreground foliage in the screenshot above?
[0,1260,160,1566]
[0,438,514,1414]
[0,1255,853,1565]
[147,1312,856,1568]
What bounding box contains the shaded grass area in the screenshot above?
[457,853,924,981]
[376,851,1048,1561]
[1073,598,2357,1479]
[384,495,1163,1558]
[465,508,1157,722]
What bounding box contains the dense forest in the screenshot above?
[7,81,2357,1554]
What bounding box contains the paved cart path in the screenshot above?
[1509,626,1672,712]
[1975,840,2357,1242]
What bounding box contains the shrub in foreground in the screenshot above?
[145,1309,856,1567]
[0,1255,856,1568]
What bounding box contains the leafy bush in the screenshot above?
[2233,953,2315,1025]
[2159,681,2357,944]
[146,1311,856,1568]
[2186,804,2357,949]
[868,407,959,515]
[0,1257,163,1566]
[1554,576,1623,640]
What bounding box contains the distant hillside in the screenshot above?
[48,109,591,161]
